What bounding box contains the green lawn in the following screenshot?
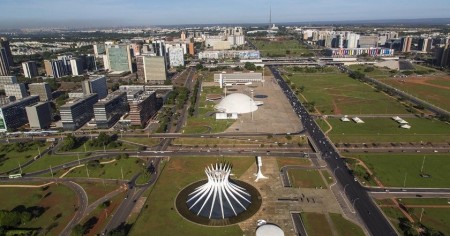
[129,156,254,236]
[0,142,49,174]
[67,140,138,153]
[349,64,395,78]
[301,212,333,236]
[320,117,450,143]
[276,157,311,169]
[63,157,146,180]
[251,39,311,57]
[288,169,326,188]
[22,154,80,174]
[183,86,234,134]
[322,170,334,185]
[120,137,161,147]
[329,213,365,236]
[382,205,450,235]
[348,154,450,188]
[284,70,409,115]
[377,75,450,111]
[76,182,120,205]
[399,198,450,206]
[0,183,77,235]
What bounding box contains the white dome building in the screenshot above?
[215,93,258,114]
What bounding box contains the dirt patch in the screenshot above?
[405,79,450,90]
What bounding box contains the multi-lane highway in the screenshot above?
[269,66,397,235]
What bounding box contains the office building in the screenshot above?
[325,48,395,57]
[0,75,17,90]
[106,44,132,72]
[181,31,186,41]
[44,59,68,78]
[82,76,108,99]
[29,83,52,101]
[85,55,97,71]
[22,61,39,78]
[401,37,412,53]
[136,56,145,80]
[214,72,263,87]
[143,56,167,84]
[60,94,99,130]
[128,91,157,127]
[198,50,260,60]
[57,55,73,74]
[358,36,379,48]
[26,102,52,129]
[4,83,28,100]
[188,43,195,55]
[0,95,39,131]
[168,47,185,67]
[93,44,106,57]
[345,33,359,48]
[94,91,129,128]
[418,38,432,52]
[152,40,166,57]
[0,48,10,76]
[0,37,13,67]
[70,58,84,76]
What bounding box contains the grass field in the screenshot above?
[120,137,161,147]
[0,183,77,235]
[0,142,49,174]
[251,39,311,57]
[329,213,365,236]
[68,140,138,153]
[22,154,79,174]
[347,153,450,188]
[276,157,311,169]
[129,156,255,236]
[172,135,307,146]
[382,205,450,235]
[378,75,450,111]
[288,169,325,188]
[348,64,394,78]
[76,182,121,205]
[322,170,334,185]
[182,86,233,134]
[319,117,450,143]
[63,158,146,180]
[284,70,409,115]
[399,198,450,206]
[301,212,334,236]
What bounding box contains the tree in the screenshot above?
[244,62,256,71]
[195,63,204,70]
[73,224,84,236]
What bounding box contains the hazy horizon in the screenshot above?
[1,0,450,29]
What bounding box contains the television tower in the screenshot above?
[268,4,272,30]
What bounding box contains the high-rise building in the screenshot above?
[136,55,145,80]
[29,83,52,102]
[358,36,379,48]
[93,44,106,57]
[26,102,52,130]
[181,31,186,41]
[57,55,73,74]
[106,44,132,72]
[22,61,38,78]
[94,91,129,128]
[0,75,17,90]
[401,37,412,53]
[60,94,99,130]
[346,33,359,48]
[0,48,10,76]
[44,59,68,78]
[4,83,28,100]
[70,58,84,76]
[128,91,157,127]
[152,40,166,57]
[168,47,185,67]
[82,76,108,99]
[85,55,97,71]
[418,38,433,52]
[143,56,167,84]
[0,95,39,131]
[188,43,195,55]
[0,37,13,67]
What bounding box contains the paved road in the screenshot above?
[270,66,397,235]
[291,213,308,236]
[60,181,88,236]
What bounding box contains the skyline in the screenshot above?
[1,0,450,29]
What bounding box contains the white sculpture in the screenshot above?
[186,162,252,219]
[255,156,268,182]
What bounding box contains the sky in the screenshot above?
[1,0,450,28]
